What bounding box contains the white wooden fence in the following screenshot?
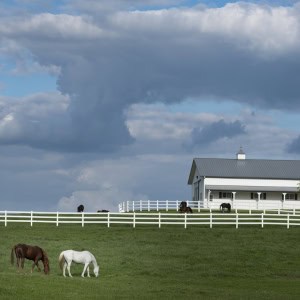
[1,210,300,229]
[118,200,300,214]
[118,200,196,212]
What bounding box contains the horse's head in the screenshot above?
[94,265,99,277]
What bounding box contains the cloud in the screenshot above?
[57,154,191,212]
[188,119,246,147]
[286,135,300,153]
[0,3,299,153]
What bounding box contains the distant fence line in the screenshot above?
[1,211,300,229]
[119,200,199,212]
[118,200,300,215]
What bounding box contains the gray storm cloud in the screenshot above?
[0,3,300,152]
[188,120,246,148]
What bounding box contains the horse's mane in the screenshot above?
[42,249,48,261]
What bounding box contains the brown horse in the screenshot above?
[179,201,193,213]
[11,244,50,274]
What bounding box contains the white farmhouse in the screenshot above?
[188,148,300,210]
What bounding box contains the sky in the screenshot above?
[1,0,300,212]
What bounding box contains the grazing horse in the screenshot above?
[179,201,193,213]
[77,204,84,212]
[11,244,50,274]
[97,210,109,213]
[59,250,99,278]
[220,203,231,213]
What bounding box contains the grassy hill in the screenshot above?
[1,223,300,299]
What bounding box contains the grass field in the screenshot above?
[1,223,300,299]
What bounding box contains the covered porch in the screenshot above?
[204,185,299,210]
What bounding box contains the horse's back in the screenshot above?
[63,250,93,264]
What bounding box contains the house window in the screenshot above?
[251,192,267,200]
[219,192,232,199]
[285,193,298,200]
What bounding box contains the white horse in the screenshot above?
[58,250,99,278]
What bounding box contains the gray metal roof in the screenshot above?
[188,158,300,184]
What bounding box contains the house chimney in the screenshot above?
[236,147,246,160]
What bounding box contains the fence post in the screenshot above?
[166,200,169,212]
[133,212,136,228]
[198,201,200,212]
[5,210,7,227]
[56,212,59,227]
[82,213,84,227]
[140,200,142,212]
[133,201,135,212]
[287,214,290,229]
[148,200,150,212]
[107,212,110,228]
[210,212,212,228]
[126,201,129,212]
[236,213,239,229]
[176,200,179,212]
[30,211,33,227]
[159,212,161,228]
[157,200,159,212]
[261,213,264,228]
[184,213,187,229]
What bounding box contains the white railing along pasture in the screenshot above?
[1,210,300,229]
[118,200,300,215]
[118,200,197,212]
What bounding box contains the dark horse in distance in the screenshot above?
[179,201,193,213]
[11,244,50,274]
[220,203,231,213]
[77,204,84,212]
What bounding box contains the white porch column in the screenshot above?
[203,177,206,208]
[282,193,286,202]
[257,192,261,210]
[208,190,211,201]
[232,192,236,208]
[282,193,286,209]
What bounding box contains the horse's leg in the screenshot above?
[21,257,25,269]
[81,263,89,277]
[67,261,72,277]
[62,262,67,277]
[31,261,36,273]
[36,261,41,272]
[86,265,90,277]
[16,257,21,271]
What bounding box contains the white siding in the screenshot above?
[205,177,298,189]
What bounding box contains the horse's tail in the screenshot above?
[58,251,65,270]
[10,246,16,265]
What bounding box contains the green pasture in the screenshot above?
[1,223,300,299]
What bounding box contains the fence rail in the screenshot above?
[1,211,300,228]
[118,200,300,215]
